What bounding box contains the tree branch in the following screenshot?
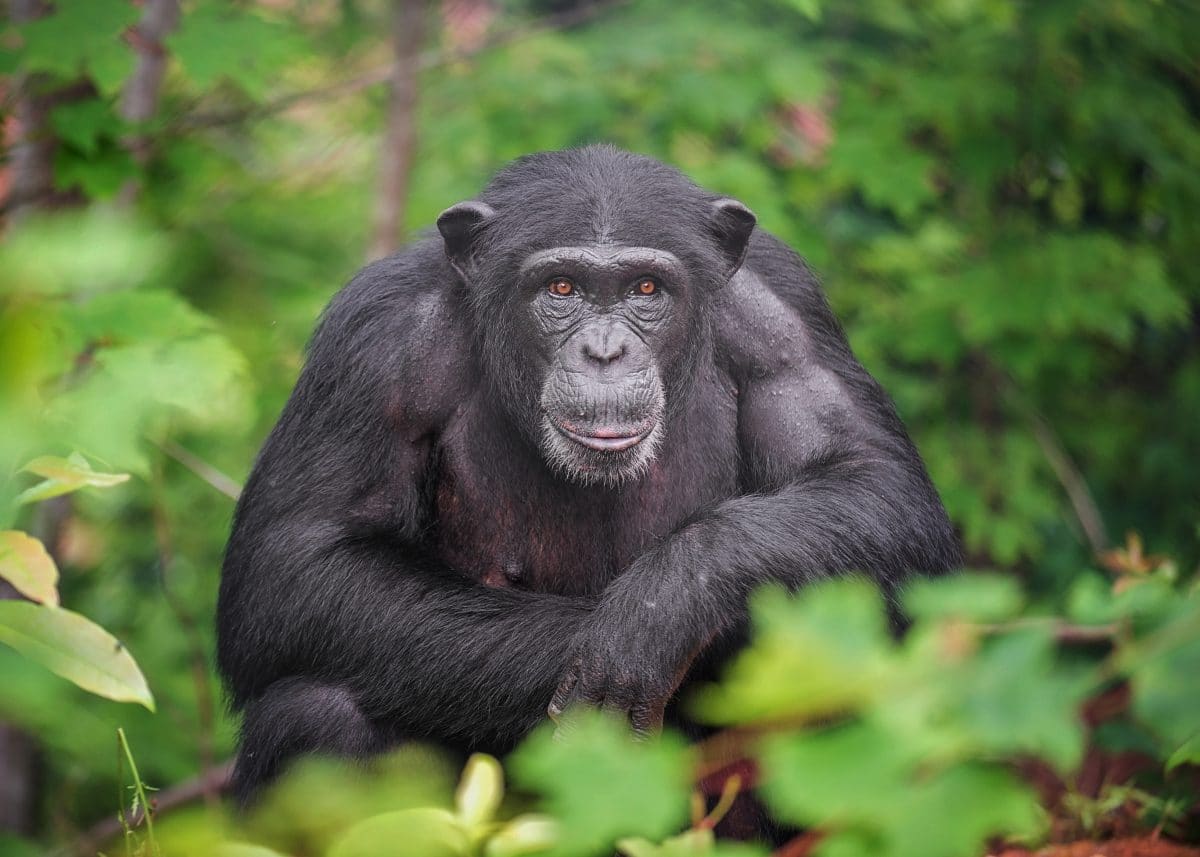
[991,366,1111,556]
[368,0,429,261]
[69,760,233,857]
[155,439,242,501]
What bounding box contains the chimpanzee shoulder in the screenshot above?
[301,240,474,435]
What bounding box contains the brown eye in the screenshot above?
[635,277,658,296]
[548,277,575,297]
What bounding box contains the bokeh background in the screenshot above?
[0,0,1198,853]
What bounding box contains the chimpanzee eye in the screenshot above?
[633,277,659,296]
[547,277,576,297]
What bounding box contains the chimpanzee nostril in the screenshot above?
[582,334,627,365]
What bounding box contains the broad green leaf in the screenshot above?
[902,572,1024,623]
[325,808,466,857]
[0,601,153,710]
[49,99,121,157]
[216,846,292,857]
[510,710,691,857]
[896,627,1090,772]
[879,765,1043,857]
[1122,597,1200,756]
[168,6,304,100]
[783,0,822,22]
[761,721,919,826]
[17,453,129,505]
[0,531,59,605]
[0,208,167,296]
[54,143,139,200]
[1167,732,1200,771]
[764,725,1042,857]
[16,0,138,93]
[693,579,891,724]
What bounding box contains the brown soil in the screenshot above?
[995,838,1200,857]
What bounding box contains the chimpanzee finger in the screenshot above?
[547,659,581,723]
[630,700,665,740]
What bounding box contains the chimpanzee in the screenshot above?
[217,145,960,803]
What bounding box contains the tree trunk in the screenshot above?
[4,0,55,225]
[117,0,180,204]
[368,0,428,261]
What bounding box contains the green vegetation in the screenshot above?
[0,0,1197,854]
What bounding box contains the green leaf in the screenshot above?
[0,601,153,710]
[1122,597,1200,757]
[902,572,1024,623]
[783,0,822,22]
[17,0,138,94]
[325,808,467,857]
[17,453,130,505]
[455,753,503,827]
[168,6,304,100]
[761,721,918,827]
[54,142,139,200]
[49,98,121,156]
[215,846,292,857]
[0,531,59,606]
[617,829,766,857]
[763,725,1042,857]
[906,627,1090,772]
[693,579,891,724]
[485,815,559,857]
[0,208,168,297]
[510,709,691,857]
[1166,732,1200,771]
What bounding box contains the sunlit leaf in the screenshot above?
[486,815,559,857]
[902,572,1024,623]
[0,601,153,710]
[16,0,137,93]
[325,808,466,857]
[693,579,891,724]
[510,710,691,857]
[0,530,59,605]
[456,753,503,828]
[1122,596,1200,757]
[17,453,130,505]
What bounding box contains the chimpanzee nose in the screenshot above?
[582,330,628,365]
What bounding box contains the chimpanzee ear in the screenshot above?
[708,198,757,281]
[437,201,496,279]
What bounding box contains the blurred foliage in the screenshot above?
[106,565,1200,857]
[0,0,1198,852]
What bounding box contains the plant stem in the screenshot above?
[117,728,158,857]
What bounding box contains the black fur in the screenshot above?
[217,145,960,804]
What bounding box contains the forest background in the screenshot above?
[0,1,1197,856]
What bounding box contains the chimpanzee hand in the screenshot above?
[546,567,714,737]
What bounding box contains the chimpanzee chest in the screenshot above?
[431,375,741,598]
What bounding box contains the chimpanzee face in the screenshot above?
[436,149,755,486]
[521,245,686,484]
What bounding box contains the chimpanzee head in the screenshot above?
[437,146,755,486]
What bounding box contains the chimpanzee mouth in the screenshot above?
[539,411,664,487]
[551,420,655,453]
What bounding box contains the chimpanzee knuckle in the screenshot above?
[609,668,640,697]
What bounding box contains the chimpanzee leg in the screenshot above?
[232,677,389,806]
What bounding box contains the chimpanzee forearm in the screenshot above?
[616,454,959,630]
[218,524,590,750]
[549,454,959,725]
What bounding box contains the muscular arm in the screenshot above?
[218,252,588,756]
[551,240,959,726]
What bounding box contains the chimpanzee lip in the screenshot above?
[552,419,655,453]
